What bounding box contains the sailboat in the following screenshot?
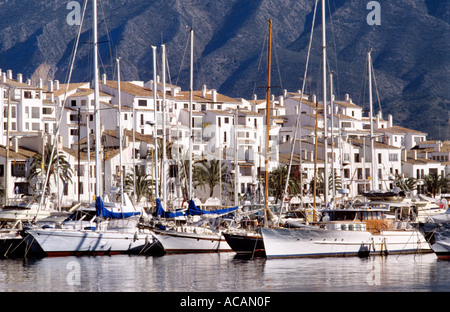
[223,19,275,257]
[24,1,158,257]
[260,0,431,258]
[146,29,236,253]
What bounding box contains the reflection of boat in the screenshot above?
[261,205,431,258]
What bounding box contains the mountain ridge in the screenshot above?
[0,0,448,140]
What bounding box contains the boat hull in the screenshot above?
[430,223,450,260]
[223,232,265,257]
[152,228,232,253]
[261,227,431,259]
[25,228,159,257]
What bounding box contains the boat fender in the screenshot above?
[134,232,139,242]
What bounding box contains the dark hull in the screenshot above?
[223,232,265,257]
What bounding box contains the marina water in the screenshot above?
[0,253,448,292]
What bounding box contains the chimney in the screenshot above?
[17,73,22,83]
[48,80,53,92]
[278,95,284,107]
[252,94,257,101]
[12,137,19,153]
[311,94,317,103]
[345,94,350,102]
[211,89,217,102]
[54,80,60,90]
[7,70,12,79]
[283,89,288,98]
[401,149,407,162]
[202,85,207,98]
[38,78,43,89]
[2,73,6,83]
[26,79,31,85]
[388,114,393,128]
[102,73,107,84]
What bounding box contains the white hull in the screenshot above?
[261,227,431,258]
[25,228,157,257]
[152,228,232,253]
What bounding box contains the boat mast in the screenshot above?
[4,88,10,206]
[368,50,377,190]
[152,46,159,200]
[321,0,329,207]
[189,28,193,201]
[117,57,124,206]
[264,19,272,227]
[93,0,101,198]
[161,44,167,210]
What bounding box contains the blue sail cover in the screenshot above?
[95,196,141,219]
[187,199,238,216]
[153,198,185,218]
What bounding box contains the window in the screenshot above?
[12,162,26,177]
[389,153,398,161]
[71,100,77,107]
[31,107,40,118]
[24,91,32,99]
[42,108,52,115]
[138,99,147,107]
[378,153,382,164]
[70,129,79,136]
[354,153,360,163]
[225,117,229,124]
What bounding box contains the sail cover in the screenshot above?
[153,198,185,218]
[187,199,238,216]
[96,196,141,219]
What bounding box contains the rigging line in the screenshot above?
[272,34,283,92]
[252,27,269,95]
[326,0,340,98]
[165,46,173,86]
[36,0,88,220]
[279,0,319,220]
[357,53,368,111]
[99,0,115,78]
[175,32,191,87]
[370,58,383,114]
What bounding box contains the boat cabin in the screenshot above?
[319,207,394,234]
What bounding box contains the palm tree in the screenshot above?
[28,144,72,195]
[193,159,227,198]
[309,171,342,197]
[425,172,450,198]
[268,166,302,204]
[393,174,417,192]
[124,168,153,203]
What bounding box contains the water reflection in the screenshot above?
[0,253,448,292]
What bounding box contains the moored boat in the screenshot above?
[261,205,431,259]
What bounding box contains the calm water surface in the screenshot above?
[0,253,448,292]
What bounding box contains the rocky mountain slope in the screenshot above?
[0,0,448,140]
